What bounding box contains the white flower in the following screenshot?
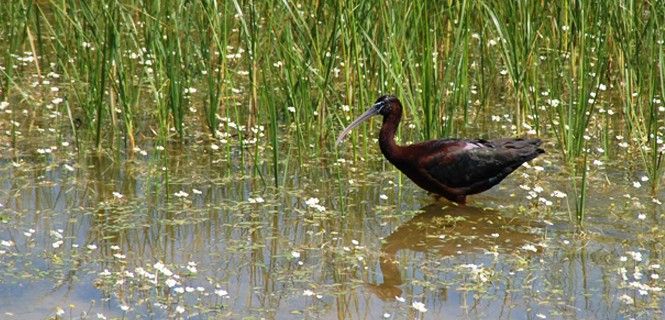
[186,264,197,273]
[412,301,428,313]
[154,261,173,276]
[215,289,228,297]
[626,251,643,262]
[305,197,326,212]
[521,244,538,252]
[291,251,301,258]
[305,197,319,206]
[637,213,646,220]
[395,296,406,302]
[87,244,98,250]
[619,267,628,281]
[303,289,315,296]
[175,305,185,314]
[619,294,634,305]
[174,191,189,198]
[379,194,388,200]
[165,278,177,288]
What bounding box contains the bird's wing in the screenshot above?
[419,139,542,190]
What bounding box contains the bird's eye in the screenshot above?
[380,105,391,115]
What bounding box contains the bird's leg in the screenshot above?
[432,193,466,206]
[445,195,467,205]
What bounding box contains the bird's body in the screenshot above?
[337,95,544,204]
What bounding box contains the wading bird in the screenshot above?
[336,95,544,204]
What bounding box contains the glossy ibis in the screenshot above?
[336,95,544,204]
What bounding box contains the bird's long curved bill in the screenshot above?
[336,104,381,144]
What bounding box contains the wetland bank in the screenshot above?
[1,1,664,319]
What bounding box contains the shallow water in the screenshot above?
[0,137,663,319]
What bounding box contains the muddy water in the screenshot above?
[0,141,663,319]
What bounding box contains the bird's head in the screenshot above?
[336,95,401,144]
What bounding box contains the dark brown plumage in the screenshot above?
[337,95,544,204]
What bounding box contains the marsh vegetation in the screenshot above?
[0,1,664,319]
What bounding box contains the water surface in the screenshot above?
[1,138,663,319]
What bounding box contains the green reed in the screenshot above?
[110,3,141,150]
[198,0,230,138]
[0,1,33,147]
[572,151,589,224]
[0,1,31,99]
[481,0,542,135]
[608,0,665,193]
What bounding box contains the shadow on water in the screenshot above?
[367,203,541,300]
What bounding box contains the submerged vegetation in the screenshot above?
[0,0,664,319]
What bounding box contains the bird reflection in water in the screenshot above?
[367,204,541,300]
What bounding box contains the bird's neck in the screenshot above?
[379,111,403,163]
